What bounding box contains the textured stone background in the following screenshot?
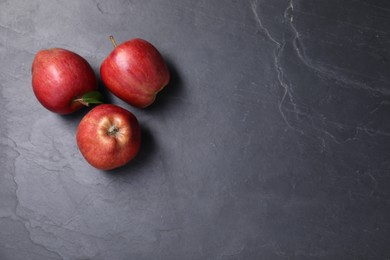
[1,0,390,259]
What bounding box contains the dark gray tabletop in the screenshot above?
[1,0,390,259]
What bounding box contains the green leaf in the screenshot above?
[81,91,104,106]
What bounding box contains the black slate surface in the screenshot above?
[1,0,390,259]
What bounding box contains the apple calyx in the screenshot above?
[109,35,118,48]
[73,91,104,107]
[107,125,120,137]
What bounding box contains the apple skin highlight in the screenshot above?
[76,104,141,170]
[100,38,170,108]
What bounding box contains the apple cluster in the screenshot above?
[31,36,170,170]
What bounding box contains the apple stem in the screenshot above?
[109,35,118,48]
[73,98,89,106]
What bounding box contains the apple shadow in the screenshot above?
[96,74,115,105]
[142,57,185,113]
[103,123,156,176]
[56,106,90,132]
[59,107,89,121]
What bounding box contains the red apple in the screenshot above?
[76,104,141,170]
[32,48,102,114]
[100,36,170,108]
